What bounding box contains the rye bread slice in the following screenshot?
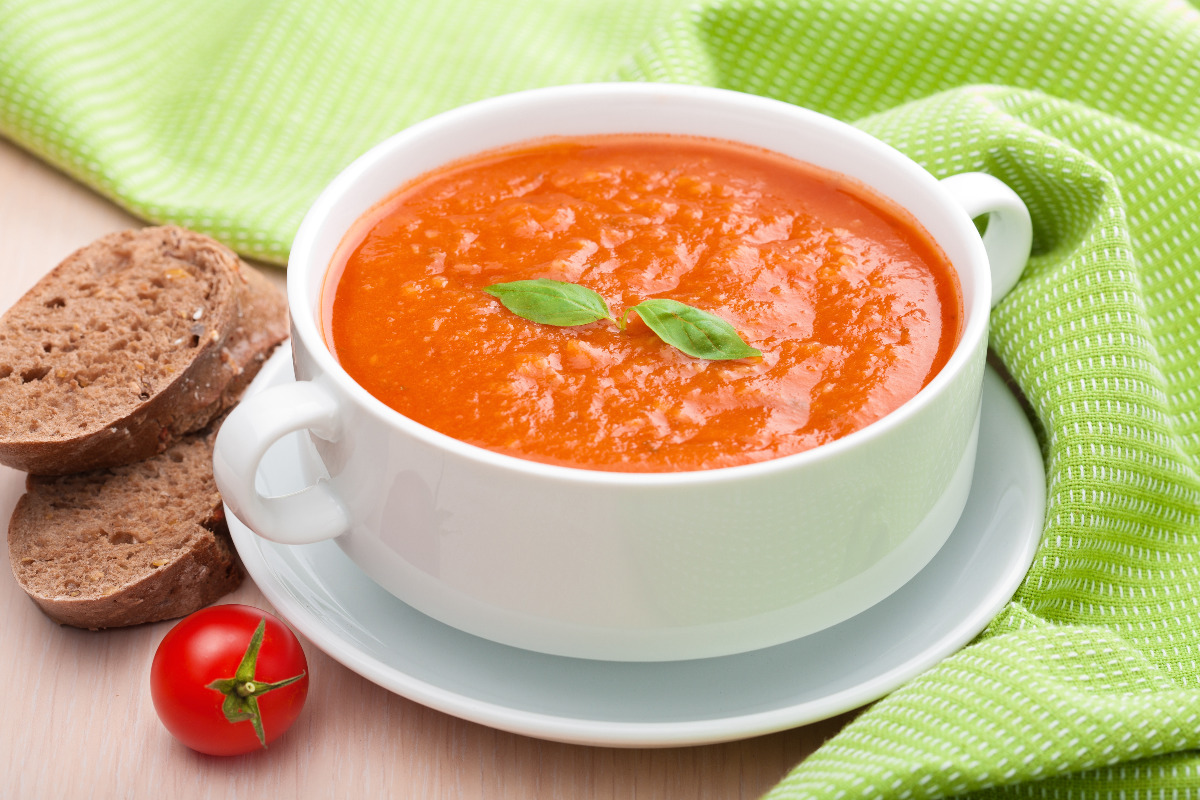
[8,422,243,629]
[0,226,288,476]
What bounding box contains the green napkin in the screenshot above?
[4,0,1200,796]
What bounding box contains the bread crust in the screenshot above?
[8,423,244,629]
[0,226,288,476]
[3,226,288,627]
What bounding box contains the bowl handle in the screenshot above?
[213,381,350,545]
[939,172,1033,307]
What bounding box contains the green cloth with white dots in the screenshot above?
[3,0,1200,796]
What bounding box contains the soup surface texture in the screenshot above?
[326,135,961,473]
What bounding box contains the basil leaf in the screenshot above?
[628,298,762,360]
[484,279,611,326]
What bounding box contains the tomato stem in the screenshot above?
[206,618,307,748]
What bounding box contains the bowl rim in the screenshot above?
[286,81,991,487]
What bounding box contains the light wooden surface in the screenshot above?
[0,138,858,799]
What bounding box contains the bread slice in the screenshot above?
[0,226,288,476]
[8,420,243,628]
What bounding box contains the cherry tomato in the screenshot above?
[150,604,309,756]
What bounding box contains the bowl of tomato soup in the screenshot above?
[214,83,1031,662]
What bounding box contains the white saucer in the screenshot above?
[227,344,1045,747]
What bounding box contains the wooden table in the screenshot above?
[0,138,856,798]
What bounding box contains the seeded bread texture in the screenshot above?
[0,226,288,475]
[8,422,243,629]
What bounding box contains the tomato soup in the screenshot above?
[325,134,961,473]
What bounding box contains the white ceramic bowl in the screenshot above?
[214,83,1031,662]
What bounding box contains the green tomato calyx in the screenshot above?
[206,618,306,748]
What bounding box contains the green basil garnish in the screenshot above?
[484,279,761,361]
[621,298,763,360]
[483,279,611,326]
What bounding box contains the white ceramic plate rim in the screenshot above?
[227,343,1045,747]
